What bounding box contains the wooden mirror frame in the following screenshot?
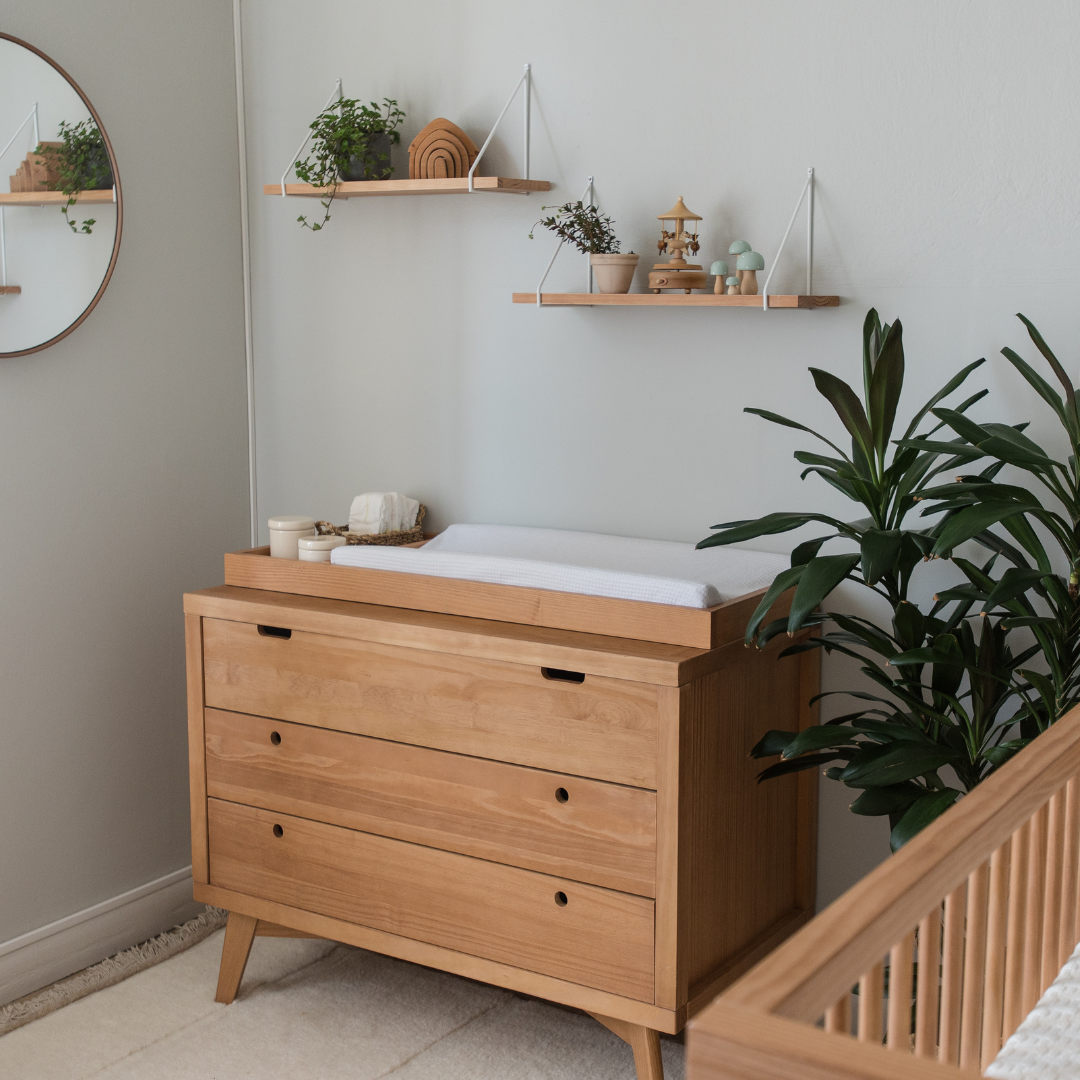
[0,32,123,359]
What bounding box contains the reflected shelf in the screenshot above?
[0,285,21,294]
[265,177,550,198]
[512,292,840,308]
[0,188,116,205]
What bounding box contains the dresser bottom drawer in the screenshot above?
[207,799,655,1001]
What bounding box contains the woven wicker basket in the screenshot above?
[314,504,427,546]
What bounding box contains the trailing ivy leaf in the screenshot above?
[890,789,962,850]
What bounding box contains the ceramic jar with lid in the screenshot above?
[267,516,316,559]
[297,534,347,563]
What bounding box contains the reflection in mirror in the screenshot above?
[0,35,121,357]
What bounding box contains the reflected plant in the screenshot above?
[697,310,1035,850]
[35,119,112,234]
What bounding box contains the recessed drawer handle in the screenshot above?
[555,787,569,803]
[257,625,292,640]
[541,667,584,684]
[273,824,283,837]
[270,731,281,746]
[554,891,568,907]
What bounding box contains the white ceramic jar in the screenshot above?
[267,516,316,559]
[297,533,347,563]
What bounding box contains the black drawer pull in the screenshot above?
[257,625,292,639]
[555,787,569,803]
[541,667,584,684]
[554,891,568,907]
[270,731,281,746]
[272,824,283,837]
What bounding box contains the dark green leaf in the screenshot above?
[860,529,903,586]
[890,790,962,850]
[743,565,805,645]
[757,753,845,782]
[849,785,922,817]
[697,512,848,549]
[750,729,799,758]
[868,320,904,457]
[788,553,862,632]
[810,368,875,462]
[843,746,961,788]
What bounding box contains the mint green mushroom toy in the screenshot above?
[710,260,729,294]
[724,275,740,296]
[735,250,765,295]
[728,240,751,288]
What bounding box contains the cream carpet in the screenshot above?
[0,929,686,1079]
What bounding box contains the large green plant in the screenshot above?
[294,97,405,231]
[697,310,1036,850]
[903,314,1080,741]
[35,119,112,234]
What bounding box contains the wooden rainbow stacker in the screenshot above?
[184,545,819,1080]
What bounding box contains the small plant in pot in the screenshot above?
[34,119,113,234]
[293,97,405,231]
[530,201,637,293]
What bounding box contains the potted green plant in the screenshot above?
[530,201,638,293]
[698,310,1037,850]
[34,119,112,235]
[293,97,405,231]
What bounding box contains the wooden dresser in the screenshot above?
[185,555,817,1080]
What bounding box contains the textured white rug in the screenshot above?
[0,927,685,1079]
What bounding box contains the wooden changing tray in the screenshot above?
[223,545,780,649]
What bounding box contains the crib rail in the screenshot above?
[687,705,1080,1079]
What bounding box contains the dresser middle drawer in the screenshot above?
[204,709,656,896]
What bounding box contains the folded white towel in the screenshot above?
[348,492,420,536]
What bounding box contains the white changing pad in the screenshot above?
[986,940,1080,1079]
[329,523,787,609]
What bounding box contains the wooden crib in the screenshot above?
[687,705,1080,1079]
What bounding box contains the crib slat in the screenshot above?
[981,841,1010,1071]
[1042,787,1066,995]
[1061,776,1080,967]
[959,861,990,1071]
[887,930,915,1051]
[939,881,966,1065]
[1022,803,1049,1016]
[915,906,943,1059]
[825,991,851,1036]
[858,962,884,1045]
[1003,819,1030,1042]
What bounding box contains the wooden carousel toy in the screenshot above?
[648,197,707,293]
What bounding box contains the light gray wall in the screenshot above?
[243,0,1080,907]
[0,0,247,955]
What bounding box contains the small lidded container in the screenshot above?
[267,516,316,559]
[297,534,347,563]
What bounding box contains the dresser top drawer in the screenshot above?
[186,585,713,685]
[202,618,659,788]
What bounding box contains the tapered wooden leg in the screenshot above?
[215,911,258,1004]
[588,1012,665,1080]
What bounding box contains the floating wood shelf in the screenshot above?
[265,177,550,198]
[0,189,116,205]
[0,285,21,294]
[512,292,840,308]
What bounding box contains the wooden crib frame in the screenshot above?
[687,705,1080,1079]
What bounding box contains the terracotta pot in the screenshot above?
[590,253,639,294]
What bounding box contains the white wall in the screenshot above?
[0,0,248,1001]
[242,0,1080,908]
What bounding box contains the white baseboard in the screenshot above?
[0,867,204,1006]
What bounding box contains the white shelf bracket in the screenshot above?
[536,176,594,307]
[761,167,815,311]
[279,80,342,197]
[469,63,532,193]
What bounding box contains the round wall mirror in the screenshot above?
[0,34,122,358]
